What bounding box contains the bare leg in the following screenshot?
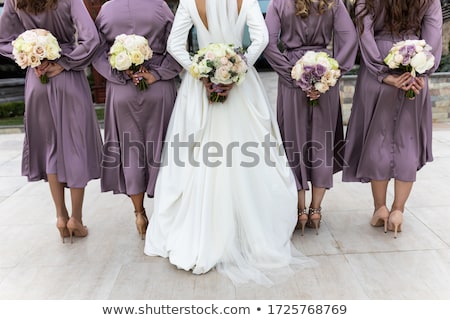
[48,174,70,241]
[47,174,69,219]
[131,192,147,239]
[387,180,412,237]
[371,180,389,210]
[297,190,306,211]
[296,189,308,234]
[370,180,390,231]
[131,192,145,213]
[392,180,413,212]
[307,186,325,234]
[69,187,85,224]
[310,186,326,209]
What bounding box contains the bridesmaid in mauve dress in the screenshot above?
[92,0,182,239]
[342,0,442,237]
[0,0,103,243]
[263,0,357,235]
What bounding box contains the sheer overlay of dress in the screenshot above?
[144,0,313,285]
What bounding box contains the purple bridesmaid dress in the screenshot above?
[342,0,443,183]
[0,0,103,188]
[92,0,182,197]
[264,0,357,190]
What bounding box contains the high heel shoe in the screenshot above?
[370,206,389,233]
[135,209,148,240]
[306,207,322,235]
[296,208,308,236]
[66,217,88,243]
[388,210,403,238]
[56,217,70,243]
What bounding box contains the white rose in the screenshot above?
[130,50,144,65]
[314,82,329,93]
[15,52,29,69]
[410,51,430,74]
[113,51,132,71]
[212,66,232,84]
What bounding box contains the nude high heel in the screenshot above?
[388,210,403,238]
[56,217,70,243]
[370,205,389,233]
[296,208,308,236]
[135,209,148,240]
[66,217,88,243]
[307,207,322,235]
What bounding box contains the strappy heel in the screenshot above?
[296,208,308,236]
[388,210,403,238]
[370,205,389,233]
[67,217,88,244]
[56,217,70,243]
[307,207,322,235]
[135,209,148,240]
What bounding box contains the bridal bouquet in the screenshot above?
[109,34,153,91]
[291,51,340,106]
[12,29,61,84]
[189,43,248,103]
[384,39,435,99]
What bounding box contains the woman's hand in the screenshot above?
[383,72,424,96]
[129,66,157,86]
[306,89,320,101]
[34,60,64,79]
[201,77,234,98]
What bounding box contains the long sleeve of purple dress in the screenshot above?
[0,1,25,59]
[264,0,357,85]
[356,0,442,83]
[0,0,99,71]
[420,0,443,74]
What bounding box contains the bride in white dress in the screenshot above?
[144,0,313,285]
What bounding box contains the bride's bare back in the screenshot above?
[195,0,243,30]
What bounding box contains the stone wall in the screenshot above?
[443,20,450,55]
[340,72,450,124]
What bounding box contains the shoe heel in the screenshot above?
[66,218,88,244]
[370,206,389,233]
[296,209,308,236]
[135,210,148,240]
[388,210,403,239]
[307,207,322,235]
[56,217,69,243]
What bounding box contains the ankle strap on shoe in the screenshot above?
[309,207,322,215]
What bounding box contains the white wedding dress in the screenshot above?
[144,0,313,285]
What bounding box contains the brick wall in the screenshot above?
[340,72,450,124]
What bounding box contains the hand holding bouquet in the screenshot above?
[384,39,435,99]
[291,51,341,106]
[12,29,61,84]
[189,43,248,103]
[109,34,153,91]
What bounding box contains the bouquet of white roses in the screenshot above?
[291,51,341,107]
[384,39,435,99]
[12,29,61,84]
[189,43,248,103]
[109,34,153,91]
